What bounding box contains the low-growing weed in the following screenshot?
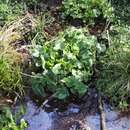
[96,25,130,108]
[0,0,23,26]
[0,107,27,130]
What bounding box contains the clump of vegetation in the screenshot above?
[96,25,130,108]
[25,13,53,45]
[0,29,22,95]
[111,0,130,25]
[0,0,23,26]
[61,0,113,23]
[30,27,97,99]
[0,57,22,95]
[0,107,27,130]
[0,16,35,95]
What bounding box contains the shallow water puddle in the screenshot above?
[22,99,130,130]
[23,100,55,130]
[23,99,80,130]
[86,105,130,130]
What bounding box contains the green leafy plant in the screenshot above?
[0,107,27,130]
[96,25,130,108]
[30,27,97,99]
[61,0,113,24]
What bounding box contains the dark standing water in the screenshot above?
[21,98,130,130]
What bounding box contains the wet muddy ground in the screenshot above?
[20,97,130,130]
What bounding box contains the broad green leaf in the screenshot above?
[73,81,87,95]
[54,87,69,100]
[53,38,65,50]
[61,77,74,88]
[67,52,76,59]
[52,63,61,74]
[62,76,87,95]
[31,48,40,57]
[32,78,46,97]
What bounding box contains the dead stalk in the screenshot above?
[98,94,107,130]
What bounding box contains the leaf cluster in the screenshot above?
[0,107,27,130]
[61,0,114,23]
[30,27,97,99]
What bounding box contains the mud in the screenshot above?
[21,97,130,130]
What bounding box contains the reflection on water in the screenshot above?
[23,100,55,130]
[22,98,130,130]
[86,104,130,130]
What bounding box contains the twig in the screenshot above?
[32,94,55,116]
[106,30,111,47]
[21,72,43,79]
[40,94,55,108]
[98,94,107,130]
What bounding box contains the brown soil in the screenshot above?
[51,88,98,130]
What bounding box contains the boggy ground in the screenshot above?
[1,0,130,130]
[13,88,130,130]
